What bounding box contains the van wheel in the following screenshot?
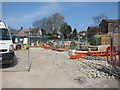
[9,60,14,67]
[9,62,13,67]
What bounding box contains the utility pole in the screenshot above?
[86,31,88,49]
[77,33,80,50]
[109,23,117,75]
[28,31,31,72]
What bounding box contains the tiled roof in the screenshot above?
[17,28,40,36]
[88,26,99,28]
[87,26,99,30]
[79,31,87,33]
[31,28,39,35]
[17,29,31,36]
[103,19,120,23]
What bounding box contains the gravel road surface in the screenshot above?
[1,47,120,88]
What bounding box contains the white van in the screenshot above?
[0,20,14,65]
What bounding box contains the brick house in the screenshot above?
[79,31,88,47]
[17,29,31,36]
[17,28,40,37]
[99,19,120,46]
[79,31,87,37]
[99,19,120,33]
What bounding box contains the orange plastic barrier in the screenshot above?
[76,52,88,56]
[106,46,120,67]
[70,54,82,59]
[40,43,45,47]
[40,43,52,49]
[70,50,109,59]
[90,51,107,56]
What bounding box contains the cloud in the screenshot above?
[5,3,63,24]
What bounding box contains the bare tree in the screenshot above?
[47,13,64,34]
[33,18,47,30]
[93,13,108,25]
[33,13,64,34]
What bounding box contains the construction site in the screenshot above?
[0,21,120,88]
[0,2,120,89]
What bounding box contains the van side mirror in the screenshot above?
[12,36,15,43]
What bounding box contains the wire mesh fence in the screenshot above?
[0,23,120,77]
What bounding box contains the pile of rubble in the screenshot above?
[75,58,117,79]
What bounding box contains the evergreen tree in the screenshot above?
[72,28,77,39]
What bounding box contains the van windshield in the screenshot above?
[0,28,11,40]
